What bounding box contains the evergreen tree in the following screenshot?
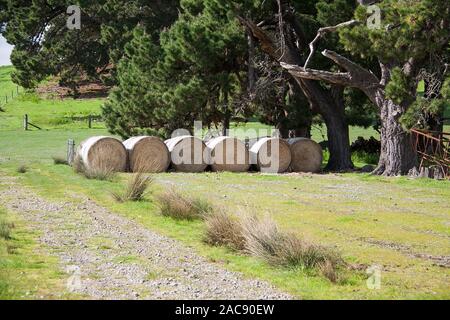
[0,0,179,91]
[104,0,250,138]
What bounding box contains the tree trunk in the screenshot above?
[222,91,231,136]
[296,79,353,171]
[372,95,417,176]
[323,111,353,171]
[222,115,230,136]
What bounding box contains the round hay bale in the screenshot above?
[206,137,250,172]
[78,136,127,172]
[123,136,170,173]
[249,137,291,173]
[165,135,208,172]
[288,138,323,173]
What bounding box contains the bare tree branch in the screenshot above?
[237,16,279,60]
[281,62,353,86]
[283,49,380,89]
[322,50,380,86]
[304,20,359,69]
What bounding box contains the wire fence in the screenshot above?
[22,114,104,131]
[0,86,21,107]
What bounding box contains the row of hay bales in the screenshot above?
[76,135,323,174]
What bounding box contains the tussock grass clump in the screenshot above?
[82,166,116,181]
[112,173,153,202]
[16,165,27,173]
[52,156,68,165]
[202,209,343,282]
[157,188,213,220]
[72,155,116,181]
[0,220,14,240]
[203,210,246,251]
[241,215,343,282]
[72,155,84,174]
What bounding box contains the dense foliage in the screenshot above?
[2,0,448,174]
[0,0,179,91]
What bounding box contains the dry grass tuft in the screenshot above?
[318,260,338,283]
[72,155,84,174]
[201,208,343,282]
[156,188,213,220]
[0,220,14,240]
[72,155,116,181]
[112,173,153,202]
[16,165,28,174]
[203,210,246,251]
[83,166,116,181]
[241,215,343,282]
[52,156,68,165]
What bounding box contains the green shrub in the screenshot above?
[352,151,379,165]
[18,92,41,103]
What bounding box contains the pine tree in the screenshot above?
[104,0,250,138]
[0,0,179,91]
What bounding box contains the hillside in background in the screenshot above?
[0,66,106,131]
[0,66,16,100]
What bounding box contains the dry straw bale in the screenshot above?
[123,136,170,173]
[165,135,208,172]
[78,136,127,172]
[287,138,323,173]
[249,137,292,173]
[206,136,250,172]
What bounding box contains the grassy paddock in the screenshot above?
[1,66,449,299]
[1,156,448,299]
[0,66,18,102]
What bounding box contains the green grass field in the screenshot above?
[0,66,18,102]
[0,66,449,299]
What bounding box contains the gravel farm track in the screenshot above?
[0,174,290,300]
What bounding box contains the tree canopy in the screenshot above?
[1,0,448,175]
[0,0,179,91]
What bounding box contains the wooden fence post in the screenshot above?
[67,139,76,165]
[23,114,28,131]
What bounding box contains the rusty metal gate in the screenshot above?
[411,128,450,179]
